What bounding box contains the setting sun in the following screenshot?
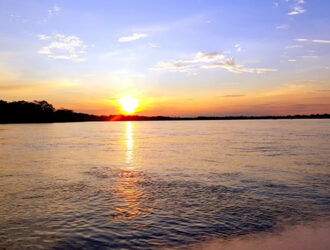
[118,96,139,114]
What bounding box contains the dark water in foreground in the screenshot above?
[0,120,329,249]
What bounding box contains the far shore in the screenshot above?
[1,114,330,124]
[1,113,330,124]
[1,99,329,124]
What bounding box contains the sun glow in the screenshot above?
[118,96,139,114]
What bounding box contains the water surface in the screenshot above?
[0,120,329,249]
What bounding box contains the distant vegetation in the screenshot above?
[0,100,329,124]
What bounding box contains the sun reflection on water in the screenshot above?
[125,122,133,164]
[112,171,151,221]
[111,122,151,221]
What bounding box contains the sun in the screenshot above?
[118,96,139,114]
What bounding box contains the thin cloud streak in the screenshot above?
[118,33,148,42]
[312,40,330,44]
[150,52,226,73]
[285,45,303,49]
[221,94,245,98]
[295,39,330,44]
[151,52,277,74]
[276,24,289,29]
[202,58,278,74]
[295,38,309,42]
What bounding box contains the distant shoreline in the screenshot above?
[1,99,329,124]
[1,114,329,125]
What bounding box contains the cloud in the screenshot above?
[48,5,60,16]
[288,6,306,15]
[288,0,306,15]
[301,55,319,59]
[151,52,277,74]
[312,40,330,44]
[288,59,297,62]
[285,45,303,49]
[221,94,245,98]
[235,44,242,52]
[276,24,289,29]
[38,33,87,62]
[0,83,54,92]
[118,33,148,42]
[10,13,29,24]
[192,52,225,62]
[202,58,278,74]
[150,52,226,73]
[150,60,192,73]
[295,39,330,44]
[295,38,309,42]
[150,52,226,72]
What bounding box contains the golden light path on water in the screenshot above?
[112,121,150,221]
[125,122,133,164]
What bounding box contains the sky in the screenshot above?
[0,0,329,116]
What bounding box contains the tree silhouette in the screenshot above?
[0,99,329,123]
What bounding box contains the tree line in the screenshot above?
[0,100,106,123]
[0,100,329,123]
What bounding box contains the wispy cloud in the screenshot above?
[150,52,225,73]
[38,34,87,62]
[48,5,60,16]
[235,44,242,52]
[150,60,192,73]
[295,38,309,42]
[0,82,61,92]
[288,0,306,15]
[10,13,29,24]
[150,52,225,72]
[301,55,319,59]
[295,38,330,44]
[151,52,277,74]
[118,33,148,42]
[276,24,289,29]
[191,52,225,63]
[285,45,303,49]
[312,40,330,44]
[288,6,306,15]
[202,58,278,74]
[221,94,245,98]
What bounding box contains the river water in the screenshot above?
[0,120,329,249]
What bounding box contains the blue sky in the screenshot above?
[0,0,329,115]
